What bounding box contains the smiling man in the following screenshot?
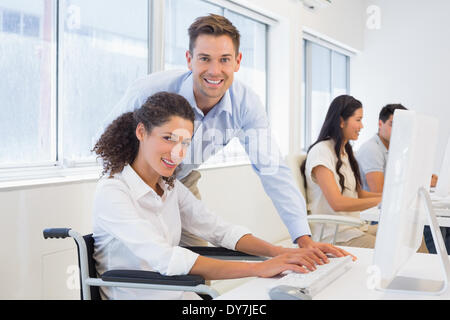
[187,31,240,115]
[101,14,348,258]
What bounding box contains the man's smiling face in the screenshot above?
[186,34,242,105]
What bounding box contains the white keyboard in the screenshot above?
[430,196,450,217]
[268,255,353,297]
[433,201,450,209]
[430,193,450,204]
[434,208,450,217]
[362,204,450,219]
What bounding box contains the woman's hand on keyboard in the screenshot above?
[254,251,320,278]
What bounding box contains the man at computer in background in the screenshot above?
[100,14,349,259]
[357,104,444,253]
[357,104,437,193]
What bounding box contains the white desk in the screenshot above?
[216,247,450,300]
[360,206,450,228]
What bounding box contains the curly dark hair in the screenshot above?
[92,91,195,189]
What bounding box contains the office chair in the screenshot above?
[43,228,263,300]
[285,153,365,244]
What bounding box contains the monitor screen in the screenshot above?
[373,110,439,286]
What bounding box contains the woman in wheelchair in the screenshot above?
[92,91,337,299]
[301,95,382,249]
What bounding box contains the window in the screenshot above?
[164,0,269,166]
[1,0,274,184]
[23,14,40,37]
[0,1,54,167]
[59,0,148,164]
[0,0,149,171]
[3,9,21,34]
[302,37,351,150]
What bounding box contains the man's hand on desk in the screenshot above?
[296,235,357,261]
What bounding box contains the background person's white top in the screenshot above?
[356,134,389,191]
[305,140,366,243]
[93,165,251,300]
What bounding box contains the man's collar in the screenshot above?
[179,71,233,117]
[374,133,389,152]
[214,90,233,116]
[179,72,202,116]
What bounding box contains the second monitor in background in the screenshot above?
[373,110,450,295]
[435,136,450,199]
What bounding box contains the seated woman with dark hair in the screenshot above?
[301,95,382,248]
[92,91,336,300]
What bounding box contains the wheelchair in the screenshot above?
[43,228,263,300]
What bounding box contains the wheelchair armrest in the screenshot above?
[101,270,205,287]
[183,246,264,261]
[43,228,72,239]
[307,214,364,227]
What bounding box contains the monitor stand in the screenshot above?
[379,187,450,295]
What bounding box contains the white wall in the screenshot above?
[351,0,450,171]
[0,0,366,299]
[299,0,365,52]
[1,182,95,299]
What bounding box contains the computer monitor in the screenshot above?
[373,110,450,295]
[435,136,450,198]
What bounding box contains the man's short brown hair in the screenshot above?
[188,14,240,56]
[379,104,407,122]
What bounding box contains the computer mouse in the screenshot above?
[268,285,312,300]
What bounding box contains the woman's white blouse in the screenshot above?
[93,165,251,300]
[305,140,366,243]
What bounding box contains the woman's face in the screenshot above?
[341,107,364,141]
[136,116,194,177]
